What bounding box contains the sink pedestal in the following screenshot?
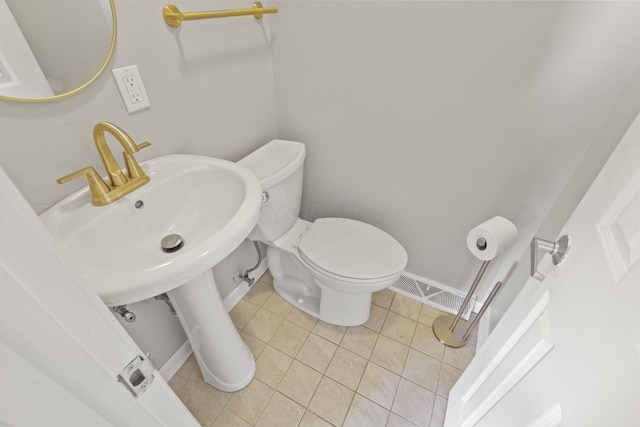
[168,269,255,392]
[39,153,263,392]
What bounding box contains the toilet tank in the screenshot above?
[237,140,306,243]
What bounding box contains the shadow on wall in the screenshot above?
[270,0,640,311]
[487,53,640,334]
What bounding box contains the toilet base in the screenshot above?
[270,270,371,326]
[274,276,372,326]
[318,285,372,326]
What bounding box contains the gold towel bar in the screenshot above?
[163,2,277,27]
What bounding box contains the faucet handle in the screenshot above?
[123,141,151,180]
[57,166,111,206]
[136,141,151,150]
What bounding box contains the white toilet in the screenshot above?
[238,140,407,326]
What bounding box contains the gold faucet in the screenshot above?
[57,122,151,206]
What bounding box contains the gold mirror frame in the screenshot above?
[0,0,117,103]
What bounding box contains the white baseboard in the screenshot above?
[159,339,192,381]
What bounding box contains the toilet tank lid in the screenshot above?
[237,139,306,189]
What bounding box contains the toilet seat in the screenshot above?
[298,218,407,282]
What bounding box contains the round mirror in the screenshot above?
[0,0,116,102]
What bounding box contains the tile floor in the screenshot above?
[168,271,476,427]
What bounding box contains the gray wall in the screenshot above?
[269,0,640,300]
[0,0,277,214]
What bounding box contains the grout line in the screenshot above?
[185,285,471,427]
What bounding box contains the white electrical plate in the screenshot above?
[112,65,150,113]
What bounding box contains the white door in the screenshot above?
[446,112,640,427]
[0,167,199,427]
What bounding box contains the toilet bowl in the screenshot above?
[238,140,407,326]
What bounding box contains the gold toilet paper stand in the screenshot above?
[433,260,503,348]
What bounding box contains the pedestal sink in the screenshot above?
[40,154,263,391]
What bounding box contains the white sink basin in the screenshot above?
[41,154,262,306]
[41,153,263,391]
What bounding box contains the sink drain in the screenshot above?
[161,234,184,253]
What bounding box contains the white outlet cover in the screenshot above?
[112,65,151,113]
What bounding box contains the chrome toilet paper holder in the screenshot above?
[530,235,570,281]
[433,258,492,348]
[433,216,518,348]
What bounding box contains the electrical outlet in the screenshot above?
[112,65,150,113]
[124,76,143,103]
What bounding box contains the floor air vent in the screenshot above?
[391,274,475,320]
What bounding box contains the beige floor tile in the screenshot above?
[402,349,441,392]
[296,333,337,373]
[429,395,448,427]
[343,393,390,427]
[263,292,294,318]
[240,331,267,359]
[372,289,395,309]
[172,282,473,427]
[391,378,436,427]
[312,321,347,344]
[230,299,260,331]
[381,311,417,346]
[255,392,305,427]
[418,304,445,327]
[287,307,319,331]
[308,376,355,426]
[437,363,462,398]
[443,343,476,371]
[196,381,234,407]
[363,304,388,332]
[390,294,423,321]
[168,374,196,402]
[299,410,333,427]
[255,345,293,388]
[226,379,274,425]
[183,387,224,427]
[411,323,445,360]
[244,281,274,307]
[176,353,203,386]
[357,361,401,410]
[211,408,251,427]
[269,320,310,357]
[259,270,273,285]
[325,347,368,390]
[340,325,379,359]
[370,335,409,375]
[244,308,285,342]
[277,360,323,407]
[387,412,418,427]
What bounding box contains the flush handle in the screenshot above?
[530,235,570,281]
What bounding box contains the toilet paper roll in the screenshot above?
[466,216,518,261]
